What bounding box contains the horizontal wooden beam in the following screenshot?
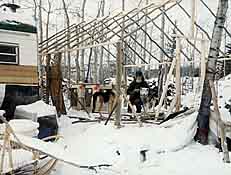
[40,41,121,56]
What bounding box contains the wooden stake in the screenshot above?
[175,37,181,112]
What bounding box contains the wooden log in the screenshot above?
[45,11,124,53]
[40,18,99,52]
[39,23,76,48]
[69,2,169,52]
[108,19,155,63]
[113,16,164,62]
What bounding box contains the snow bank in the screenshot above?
[0,119,39,137]
[54,112,197,167]
[53,111,231,175]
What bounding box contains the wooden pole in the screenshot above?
[175,37,181,112]
[200,39,206,82]
[143,0,149,65]
[209,80,230,163]
[158,5,166,100]
[115,42,122,128]
[155,57,176,119]
[0,127,8,173]
[45,54,51,104]
[191,0,196,38]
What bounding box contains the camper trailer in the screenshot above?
[0,3,38,97]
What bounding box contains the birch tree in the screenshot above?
[196,0,228,144]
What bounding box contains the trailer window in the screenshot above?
[0,43,19,64]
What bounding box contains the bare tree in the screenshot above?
[38,0,43,43]
[61,0,71,90]
[196,0,228,145]
[80,0,87,81]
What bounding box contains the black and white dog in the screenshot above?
[92,89,116,113]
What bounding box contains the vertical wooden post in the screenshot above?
[191,0,196,38]
[122,0,128,107]
[45,54,51,104]
[158,5,166,100]
[115,42,122,128]
[0,127,8,173]
[155,57,176,119]
[200,39,206,82]
[175,37,181,112]
[209,80,230,163]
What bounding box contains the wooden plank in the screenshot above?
[0,65,38,84]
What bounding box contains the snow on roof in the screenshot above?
[0,4,35,29]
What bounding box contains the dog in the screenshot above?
[92,89,116,113]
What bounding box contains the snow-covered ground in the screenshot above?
[49,75,231,175]
[50,112,231,175]
[1,75,230,174]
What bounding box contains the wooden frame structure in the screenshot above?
[38,0,231,128]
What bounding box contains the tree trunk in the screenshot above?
[62,0,71,90]
[80,0,87,81]
[38,0,43,43]
[197,0,228,144]
[50,53,66,115]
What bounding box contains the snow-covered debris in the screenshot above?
[15,100,57,121]
[1,149,34,174]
